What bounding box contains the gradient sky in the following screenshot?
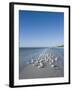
[19,10,64,47]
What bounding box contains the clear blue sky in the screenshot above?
[19,10,64,47]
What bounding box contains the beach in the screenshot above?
[19,48,64,79]
[19,63,64,79]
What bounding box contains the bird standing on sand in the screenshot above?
[38,62,44,68]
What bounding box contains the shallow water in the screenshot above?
[19,47,64,72]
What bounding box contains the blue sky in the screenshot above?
[19,10,64,47]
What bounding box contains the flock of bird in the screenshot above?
[31,49,58,68]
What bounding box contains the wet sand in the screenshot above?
[19,62,64,79]
[19,48,64,79]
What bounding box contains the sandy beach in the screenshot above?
[19,48,64,79]
[19,62,64,79]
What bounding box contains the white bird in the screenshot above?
[51,64,55,67]
[51,59,54,63]
[31,59,34,64]
[33,60,39,66]
[38,62,44,68]
[55,57,58,61]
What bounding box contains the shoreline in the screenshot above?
[19,63,64,79]
[19,47,64,79]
